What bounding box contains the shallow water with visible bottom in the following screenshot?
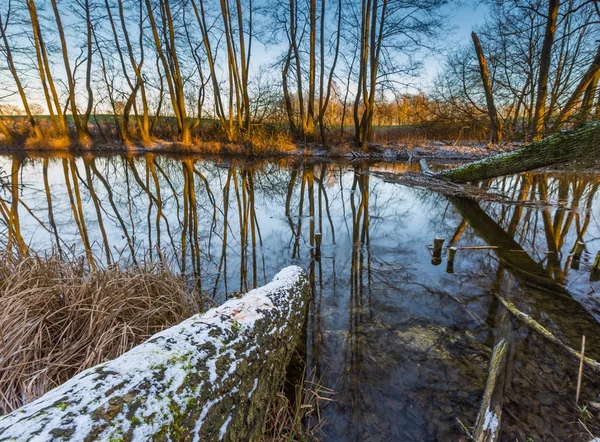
[1,153,599,441]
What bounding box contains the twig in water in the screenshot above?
[576,335,586,405]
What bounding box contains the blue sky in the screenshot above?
[249,1,489,94]
[1,0,489,109]
[419,1,488,90]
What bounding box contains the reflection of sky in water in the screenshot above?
[1,155,599,441]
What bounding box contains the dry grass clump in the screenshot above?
[0,253,202,414]
[0,253,331,440]
[249,129,296,156]
[24,135,72,151]
[262,368,333,442]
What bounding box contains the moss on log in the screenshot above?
[0,266,309,442]
[438,122,600,183]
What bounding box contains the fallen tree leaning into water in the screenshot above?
[0,266,309,442]
[437,122,600,183]
[449,196,600,358]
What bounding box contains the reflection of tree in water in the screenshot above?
[447,174,600,440]
[0,156,599,440]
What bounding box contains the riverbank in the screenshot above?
[0,137,520,162]
[0,254,327,441]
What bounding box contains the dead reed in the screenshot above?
[0,252,202,414]
[262,368,334,442]
[0,252,331,440]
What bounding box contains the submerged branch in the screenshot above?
[496,294,600,371]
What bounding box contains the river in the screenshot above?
[0,153,599,440]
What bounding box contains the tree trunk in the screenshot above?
[0,9,44,141]
[282,47,297,135]
[471,32,502,143]
[554,44,600,129]
[0,267,309,442]
[27,0,68,138]
[51,0,88,143]
[438,122,600,183]
[306,0,316,138]
[191,0,232,140]
[80,0,94,142]
[146,0,189,144]
[531,0,559,140]
[0,117,12,142]
[579,72,599,124]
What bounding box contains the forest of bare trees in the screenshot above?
[0,0,599,150]
[434,0,600,143]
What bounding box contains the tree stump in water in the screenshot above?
[0,266,309,442]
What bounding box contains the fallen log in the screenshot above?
[438,122,600,183]
[0,266,309,442]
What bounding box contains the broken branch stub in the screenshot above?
[0,266,309,442]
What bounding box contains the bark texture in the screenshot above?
[531,0,559,140]
[0,266,309,442]
[438,122,600,183]
[472,32,502,143]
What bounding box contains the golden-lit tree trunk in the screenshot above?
[578,72,599,124]
[0,7,44,141]
[554,44,600,129]
[121,0,151,143]
[145,0,190,144]
[290,0,307,137]
[104,0,135,143]
[238,0,252,132]
[224,0,253,133]
[217,0,253,136]
[0,116,12,142]
[282,47,297,135]
[531,0,559,140]
[50,0,90,144]
[353,0,388,151]
[191,0,233,141]
[306,0,316,138]
[81,0,94,137]
[471,32,502,143]
[27,0,66,137]
[318,0,342,147]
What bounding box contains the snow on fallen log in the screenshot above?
[437,122,600,183]
[0,266,309,442]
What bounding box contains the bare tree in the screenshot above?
[471,31,502,143]
[0,0,44,140]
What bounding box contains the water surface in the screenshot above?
[1,153,599,441]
